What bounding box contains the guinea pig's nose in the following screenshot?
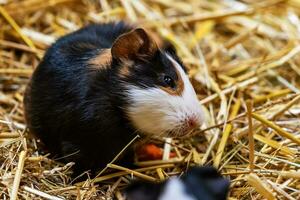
[186,117,200,130]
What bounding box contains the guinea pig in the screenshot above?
[24,22,205,176]
[125,166,230,200]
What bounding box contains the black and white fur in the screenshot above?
[125,166,230,200]
[24,22,204,176]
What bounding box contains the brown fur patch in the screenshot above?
[111,28,158,60]
[118,59,134,78]
[160,67,184,96]
[89,49,112,69]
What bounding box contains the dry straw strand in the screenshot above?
[247,100,255,172]
[252,113,300,145]
[247,173,276,200]
[10,150,27,200]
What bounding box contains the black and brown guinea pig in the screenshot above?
[24,21,205,176]
[125,166,230,200]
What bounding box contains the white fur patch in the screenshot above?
[125,54,204,136]
[159,178,196,200]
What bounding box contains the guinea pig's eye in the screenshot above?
[163,75,176,88]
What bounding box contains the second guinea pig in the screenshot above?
[24,22,205,176]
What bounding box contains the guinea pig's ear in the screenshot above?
[111,28,158,61]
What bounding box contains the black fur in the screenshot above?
[117,50,184,90]
[181,166,230,200]
[125,181,166,200]
[24,22,186,177]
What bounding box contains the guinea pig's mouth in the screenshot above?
[165,126,199,138]
[163,116,202,138]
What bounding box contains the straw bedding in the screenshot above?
[0,0,300,199]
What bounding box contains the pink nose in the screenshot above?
[186,117,199,130]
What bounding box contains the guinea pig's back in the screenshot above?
[24,22,133,153]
